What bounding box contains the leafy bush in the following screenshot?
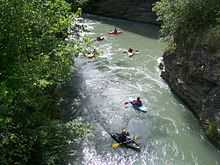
[0,117,90,165]
[153,0,220,52]
[0,0,89,164]
[207,121,218,140]
[65,0,91,11]
[29,119,90,165]
[205,25,220,53]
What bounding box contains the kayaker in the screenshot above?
[92,48,98,54]
[108,27,123,35]
[119,129,130,143]
[113,27,118,34]
[128,48,133,53]
[97,36,104,41]
[127,48,134,57]
[131,97,143,107]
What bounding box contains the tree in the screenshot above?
[153,0,220,52]
[0,0,89,164]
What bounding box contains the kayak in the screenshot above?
[131,104,147,113]
[123,49,139,57]
[128,97,147,113]
[97,36,104,41]
[85,53,96,58]
[110,133,141,151]
[108,31,122,35]
[128,52,134,57]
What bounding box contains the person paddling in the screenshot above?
[131,97,143,107]
[124,97,142,107]
[108,27,123,35]
[124,97,147,112]
[128,48,133,53]
[119,129,130,143]
[96,36,104,41]
[124,97,143,107]
[127,48,134,57]
[113,27,118,34]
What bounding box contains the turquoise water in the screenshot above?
[73,15,220,165]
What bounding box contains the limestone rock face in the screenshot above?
[86,0,158,24]
[161,48,220,145]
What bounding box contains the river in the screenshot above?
[72,15,220,165]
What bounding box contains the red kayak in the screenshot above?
[108,31,123,35]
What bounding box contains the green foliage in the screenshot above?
[0,0,89,164]
[29,119,90,165]
[205,25,220,53]
[65,0,90,11]
[207,121,219,140]
[65,0,102,12]
[0,116,90,165]
[153,0,220,51]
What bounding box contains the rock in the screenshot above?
[161,48,220,147]
[159,63,164,70]
[85,0,158,24]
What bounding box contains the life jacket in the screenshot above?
[128,48,133,53]
[132,100,142,107]
[119,131,130,142]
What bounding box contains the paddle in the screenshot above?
[124,101,130,108]
[125,100,139,108]
[111,136,139,149]
[124,101,129,105]
[124,99,137,105]
[111,139,133,149]
[124,100,135,108]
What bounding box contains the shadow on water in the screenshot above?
[60,70,85,121]
[61,61,115,132]
[84,14,160,39]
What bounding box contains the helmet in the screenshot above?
[122,128,127,132]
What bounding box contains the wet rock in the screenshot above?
[161,48,220,146]
[158,62,164,70]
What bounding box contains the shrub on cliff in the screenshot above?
[207,121,219,140]
[65,0,91,11]
[153,0,220,52]
[205,24,220,53]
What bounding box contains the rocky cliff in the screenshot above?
[161,48,220,144]
[86,0,158,24]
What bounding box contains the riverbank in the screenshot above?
[161,48,220,147]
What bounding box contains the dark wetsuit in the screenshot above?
[119,131,130,142]
[128,48,133,53]
[132,100,142,107]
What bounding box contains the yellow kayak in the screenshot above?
[85,53,96,58]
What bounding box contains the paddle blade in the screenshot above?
[112,143,120,149]
[133,136,139,141]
